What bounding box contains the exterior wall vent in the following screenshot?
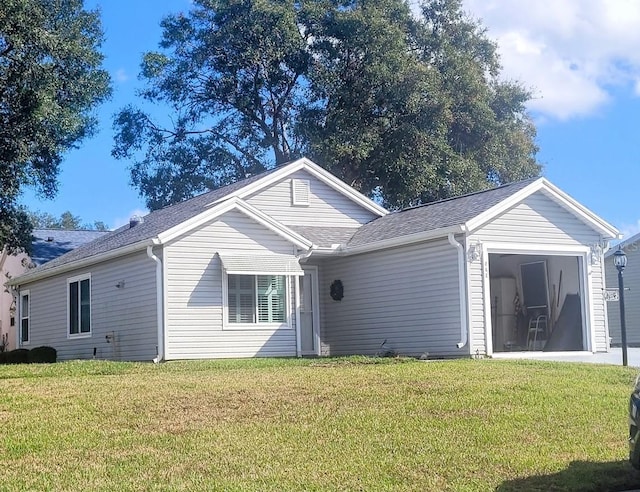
[291,179,310,206]
[129,215,144,228]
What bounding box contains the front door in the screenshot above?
[300,267,319,355]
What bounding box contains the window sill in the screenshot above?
[68,333,92,340]
[223,323,291,331]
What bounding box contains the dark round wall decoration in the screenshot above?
[330,279,344,301]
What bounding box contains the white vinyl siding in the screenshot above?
[468,191,607,355]
[19,290,30,345]
[17,251,158,361]
[471,191,603,246]
[246,170,378,227]
[319,239,465,358]
[164,209,298,359]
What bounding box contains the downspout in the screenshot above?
[448,233,468,349]
[146,244,164,362]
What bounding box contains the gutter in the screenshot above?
[7,239,155,287]
[146,243,164,363]
[447,233,468,349]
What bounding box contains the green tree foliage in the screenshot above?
[113,0,540,211]
[28,210,109,231]
[0,0,111,252]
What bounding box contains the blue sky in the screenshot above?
[19,0,640,237]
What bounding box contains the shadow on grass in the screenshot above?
[496,460,640,492]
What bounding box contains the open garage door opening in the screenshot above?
[488,253,587,353]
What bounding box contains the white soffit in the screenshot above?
[218,254,304,276]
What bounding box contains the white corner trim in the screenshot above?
[206,157,389,217]
[157,197,314,249]
[465,178,619,239]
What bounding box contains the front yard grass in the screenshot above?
[0,357,638,491]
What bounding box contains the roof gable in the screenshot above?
[465,178,618,238]
[207,157,388,217]
[15,159,380,282]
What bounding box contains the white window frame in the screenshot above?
[222,272,292,330]
[67,273,92,339]
[19,290,30,346]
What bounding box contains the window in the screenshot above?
[68,275,91,337]
[227,275,287,325]
[20,291,30,345]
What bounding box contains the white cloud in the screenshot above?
[114,68,129,83]
[463,0,640,120]
[111,208,148,230]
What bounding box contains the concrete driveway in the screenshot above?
[496,347,640,368]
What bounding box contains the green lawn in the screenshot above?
[0,357,639,491]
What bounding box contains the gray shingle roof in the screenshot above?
[289,226,360,248]
[21,168,281,278]
[16,168,540,283]
[348,178,538,247]
[31,229,108,266]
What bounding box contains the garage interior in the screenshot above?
[488,253,585,353]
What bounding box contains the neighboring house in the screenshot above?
[7,158,619,361]
[1,229,107,351]
[605,234,640,346]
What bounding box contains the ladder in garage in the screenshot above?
[527,314,547,351]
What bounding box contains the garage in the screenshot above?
[488,253,586,353]
[459,178,618,358]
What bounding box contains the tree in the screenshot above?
[112,0,311,210]
[0,0,111,253]
[28,210,109,231]
[113,0,540,211]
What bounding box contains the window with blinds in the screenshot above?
[228,274,287,324]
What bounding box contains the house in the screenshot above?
[6,158,619,361]
[1,229,107,351]
[605,234,640,346]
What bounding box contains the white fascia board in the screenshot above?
[157,197,314,250]
[206,157,389,217]
[7,239,156,287]
[338,225,465,256]
[465,178,620,239]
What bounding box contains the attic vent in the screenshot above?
[291,179,310,206]
[129,215,144,228]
